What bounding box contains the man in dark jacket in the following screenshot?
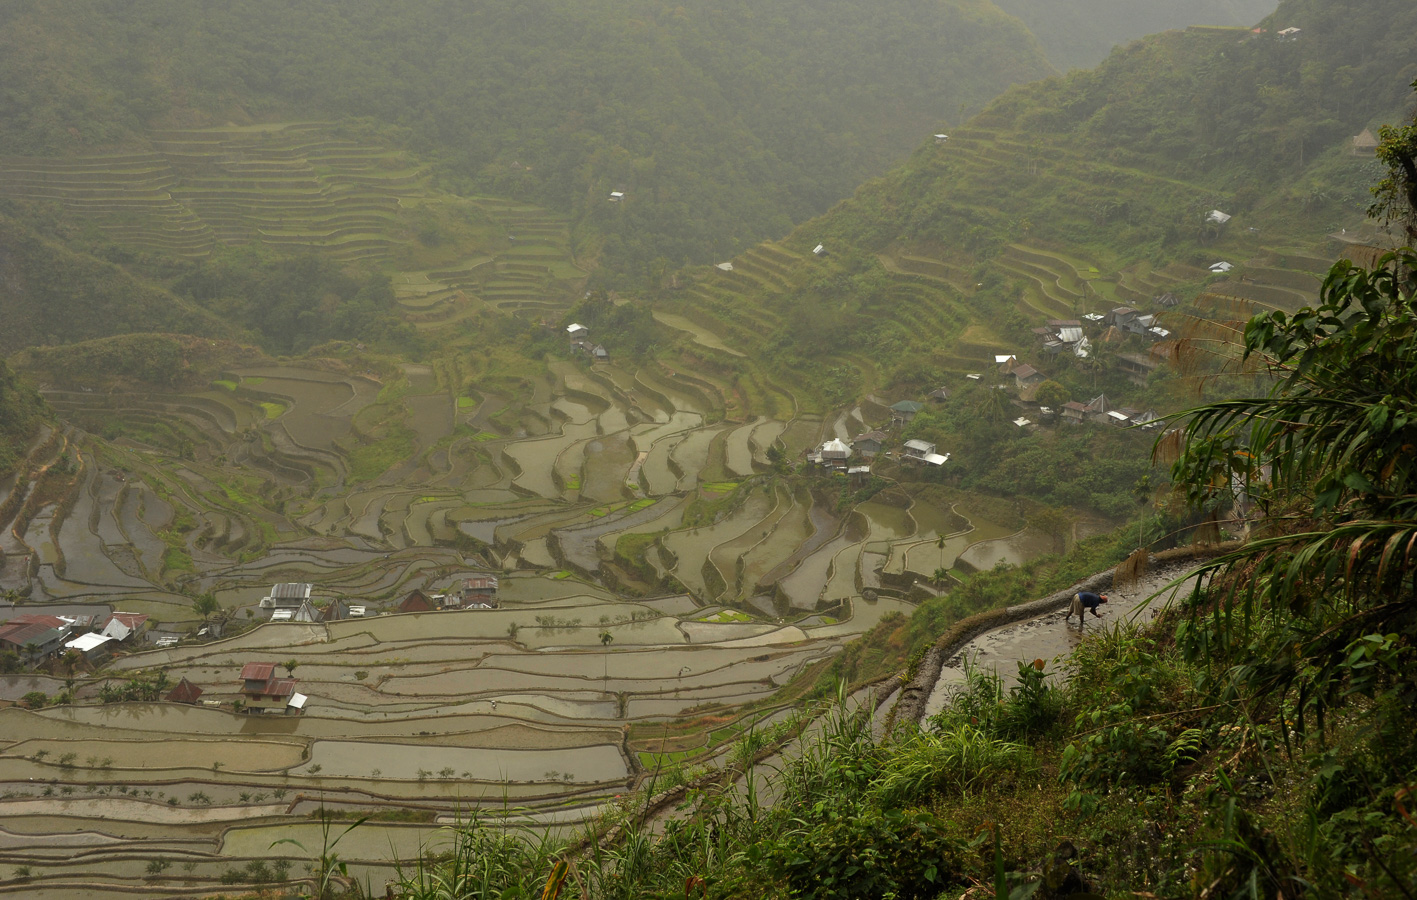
[1066,591,1107,627]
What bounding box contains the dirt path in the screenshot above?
[919,562,1199,720]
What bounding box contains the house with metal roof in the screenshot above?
[890,400,923,424]
[449,575,500,609]
[239,663,300,714]
[166,678,204,704]
[260,583,313,610]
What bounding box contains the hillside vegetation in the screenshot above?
[0,358,46,479]
[994,0,1278,70]
[0,209,235,353]
[0,0,1055,278]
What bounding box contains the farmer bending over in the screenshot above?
[1066,591,1107,627]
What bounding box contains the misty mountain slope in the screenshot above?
[993,0,1279,70]
[0,0,1053,277]
[807,0,1417,268]
[0,213,238,354]
[640,0,1415,413]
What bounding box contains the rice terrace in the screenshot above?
[2,0,1413,891]
[0,122,1123,897]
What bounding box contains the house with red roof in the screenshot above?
[399,589,437,613]
[0,620,70,662]
[166,677,204,704]
[239,662,299,714]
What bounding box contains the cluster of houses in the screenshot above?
[164,663,310,716]
[259,576,500,623]
[397,576,500,613]
[0,611,150,665]
[809,431,950,472]
[566,323,609,361]
[1058,393,1161,429]
[259,582,367,623]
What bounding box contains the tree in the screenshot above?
[1370,77,1417,243]
[1167,246,1417,736]
[283,659,300,678]
[600,631,614,693]
[191,591,220,622]
[1034,380,1070,408]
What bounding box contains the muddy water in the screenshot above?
[641,435,684,495]
[297,739,626,782]
[663,487,774,599]
[738,491,811,597]
[246,376,359,449]
[724,418,762,477]
[750,419,786,465]
[580,432,635,503]
[505,422,598,498]
[956,527,1056,572]
[670,427,721,490]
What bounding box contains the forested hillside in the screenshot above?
[807,0,1417,270]
[0,210,235,353]
[0,358,46,479]
[0,0,1054,277]
[993,0,1277,70]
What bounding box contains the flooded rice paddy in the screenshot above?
[8,346,1091,893]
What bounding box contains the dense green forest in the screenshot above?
[993,0,1277,70]
[0,0,1055,278]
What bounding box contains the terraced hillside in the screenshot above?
[0,324,1083,895]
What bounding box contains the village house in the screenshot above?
[592,344,609,362]
[319,598,353,622]
[1105,307,1139,329]
[64,632,116,662]
[272,598,324,623]
[166,677,204,704]
[851,430,886,457]
[902,439,950,466]
[566,323,589,340]
[1061,401,1090,425]
[101,612,149,642]
[1085,396,1115,424]
[1117,352,1162,385]
[1012,364,1047,395]
[260,583,313,610]
[0,617,70,662]
[1154,292,1180,309]
[399,589,439,613]
[813,438,852,471]
[238,663,300,714]
[1206,209,1232,226]
[927,386,950,402]
[447,575,500,609]
[1353,128,1379,156]
[890,400,923,424]
[903,439,935,460]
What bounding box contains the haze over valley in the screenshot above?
[1,0,1415,896]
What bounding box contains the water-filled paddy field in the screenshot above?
[6,311,1091,893]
